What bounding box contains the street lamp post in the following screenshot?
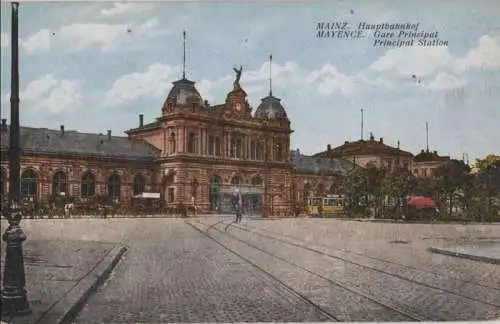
[1,2,31,317]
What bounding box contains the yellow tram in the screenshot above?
[307,194,345,216]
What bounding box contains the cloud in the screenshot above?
[22,29,51,53]
[101,2,154,16]
[305,63,360,95]
[105,63,179,106]
[20,74,82,114]
[369,34,500,79]
[370,46,454,77]
[455,35,500,71]
[1,32,9,48]
[427,72,467,91]
[22,18,169,54]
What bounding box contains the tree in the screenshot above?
[433,159,470,217]
[342,166,369,216]
[365,166,385,218]
[474,154,500,170]
[381,167,416,218]
[475,158,500,220]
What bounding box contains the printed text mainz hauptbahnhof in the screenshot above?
[316,22,448,47]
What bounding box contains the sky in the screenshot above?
[0,0,499,162]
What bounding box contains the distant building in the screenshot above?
[314,133,414,172]
[412,149,450,178]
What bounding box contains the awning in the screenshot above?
[408,196,436,208]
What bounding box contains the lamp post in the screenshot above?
[1,2,31,317]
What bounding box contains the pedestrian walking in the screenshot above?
[235,202,242,223]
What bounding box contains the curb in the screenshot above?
[35,244,128,324]
[428,247,500,265]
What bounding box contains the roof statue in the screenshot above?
[233,65,243,89]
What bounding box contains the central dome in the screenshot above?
[165,78,203,106]
[254,95,288,119]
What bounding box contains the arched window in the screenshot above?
[169,133,176,154]
[52,171,67,195]
[251,175,262,186]
[275,142,282,161]
[107,173,121,200]
[208,136,214,156]
[209,175,222,211]
[21,169,37,200]
[230,136,244,158]
[81,171,95,198]
[303,182,311,203]
[133,174,145,196]
[236,138,243,158]
[231,175,241,186]
[215,137,221,156]
[256,142,264,160]
[187,132,197,153]
[250,141,256,160]
[230,138,236,157]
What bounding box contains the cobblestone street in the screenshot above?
[72,217,328,323]
[4,217,499,322]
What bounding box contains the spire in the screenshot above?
[426,121,429,152]
[269,54,273,96]
[182,30,186,79]
[360,108,364,140]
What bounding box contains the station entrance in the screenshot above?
[209,176,263,215]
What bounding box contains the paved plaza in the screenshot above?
[1,217,499,322]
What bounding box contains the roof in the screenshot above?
[255,94,288,119]
[291,150,353,175]
[0,126,160,161]
[314,138,414,158]
[126,120,161,133]
[414,149,451,162]
[163,78,203,106]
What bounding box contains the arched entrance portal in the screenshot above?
[209,174,264,215]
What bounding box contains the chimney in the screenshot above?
[107,129,112,140]
[1,119,6,131]
[60,125,65,135]
[327,144,332,151]
[379,137,383,143]
[139,114,144,127]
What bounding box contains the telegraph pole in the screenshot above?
[1,2,31,316]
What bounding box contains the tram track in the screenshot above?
[185,219,340,322]
[228,221,500,308]
[237,221,500,292]
[196,218,500,321]
[187,219,426,321]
